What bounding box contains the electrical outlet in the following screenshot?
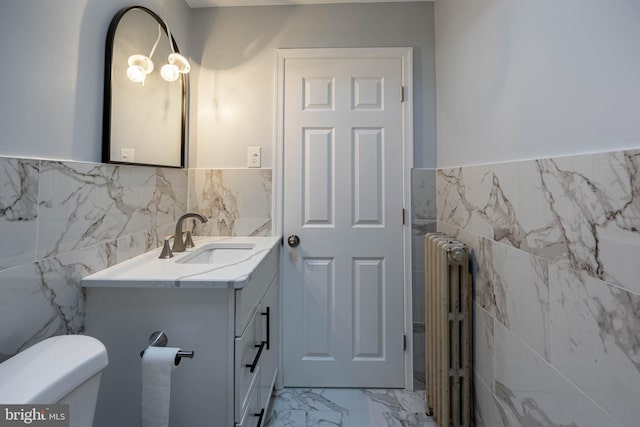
[247,146,261,168]
[121,148,134,161]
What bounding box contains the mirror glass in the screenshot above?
[103,7,186,168]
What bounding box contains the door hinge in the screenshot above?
[403,334,407,351]
[400,86,405,102]
[402,208,406,225]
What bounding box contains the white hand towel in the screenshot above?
[142,346,180,427]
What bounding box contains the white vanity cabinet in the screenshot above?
[83,237,280,427]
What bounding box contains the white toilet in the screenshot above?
[0,335,108,427]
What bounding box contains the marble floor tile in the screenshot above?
[265,388,436,427]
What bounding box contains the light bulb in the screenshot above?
[127,54,154,84]
[126,65,146,84]
[161,63,179,82]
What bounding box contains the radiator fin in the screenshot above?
[425,233,472,427]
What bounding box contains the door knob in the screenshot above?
[287,235,300,247]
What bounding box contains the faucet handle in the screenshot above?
[159,236,174,259]
[184,230,195,249]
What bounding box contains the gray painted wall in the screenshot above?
[435,0,640,167]
[0,2,435,168]
[0,0,191,163]
[189,2,436,168]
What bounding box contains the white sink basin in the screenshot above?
[176,243,256,265]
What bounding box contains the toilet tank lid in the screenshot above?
[0,335,108,404]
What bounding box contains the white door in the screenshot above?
[281,53,407,387]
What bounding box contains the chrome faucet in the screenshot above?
[172,212,208,253]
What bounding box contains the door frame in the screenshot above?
[273,47,414,389]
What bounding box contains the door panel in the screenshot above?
[303,128,334,226]
[352,77,383,110]
[352,257,384,360]
[302,257,335,361]
[304,78,334,110]
[282,56,405,387]
[352,128,384,226]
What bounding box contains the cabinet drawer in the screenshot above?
[234,309,262,422]
[259,275,278,410]
[235,366,261,427]
[235,246,279,336]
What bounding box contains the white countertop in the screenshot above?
[82,236,281,289]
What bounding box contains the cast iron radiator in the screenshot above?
[425,232,472,427]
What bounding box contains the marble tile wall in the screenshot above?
[411,168,437,390]
[0,157,188,360]
[436,149,640,427]
[0,156,272,362]
[188,168,272,236]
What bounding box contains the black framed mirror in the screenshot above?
[103,6,187,168]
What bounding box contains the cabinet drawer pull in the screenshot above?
[252,408,265,426]
[245,342,266,373]
[261,307,270,350]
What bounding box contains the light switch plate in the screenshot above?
[247,146,261,168]
[121,148,134,161]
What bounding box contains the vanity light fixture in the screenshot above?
[126,21,190,85]
[159,24,190,82]
[126,25,161,85]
